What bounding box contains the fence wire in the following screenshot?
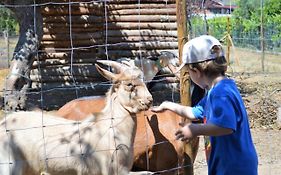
[0,0,280,175]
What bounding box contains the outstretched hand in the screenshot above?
[151,105,165,112]
[175,122,195,142]
[150,101,169,112]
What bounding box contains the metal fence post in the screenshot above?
[4,30,10,68]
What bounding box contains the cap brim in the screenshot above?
[174,63,186,74]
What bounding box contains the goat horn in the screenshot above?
[95,63,117,82]
[120,60,132,67]
[96,60,129,73]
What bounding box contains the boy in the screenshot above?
[152,35,258,175]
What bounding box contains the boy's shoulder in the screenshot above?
[211,79,239,97]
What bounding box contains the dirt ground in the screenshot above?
[194,128,281,175]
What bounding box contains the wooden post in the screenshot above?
[176,0,189,106]
[226,16,231,65]
[260,0,265,72]
[176,0,198,174]
[4,30,10,68]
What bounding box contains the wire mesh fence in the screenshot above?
[0,0,280,175]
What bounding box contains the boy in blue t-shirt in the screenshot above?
[152,35,258,175]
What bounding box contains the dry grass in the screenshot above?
[227,47,281,73]
[0,68,9,94]
[0,36,18,69]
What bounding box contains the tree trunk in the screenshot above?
[1,1,43,110]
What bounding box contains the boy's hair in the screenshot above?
[188,45,227,76]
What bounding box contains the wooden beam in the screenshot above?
[43,15,176,23]
[176,1,189,105]
[176,0,198,175]
[108,8,176,16]
[107,3,176,10]
[108,0,176,3]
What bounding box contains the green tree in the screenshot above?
[0,8,18,34]
[264,0,281,42]
[232,0,281,50]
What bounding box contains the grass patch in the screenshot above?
[0,68,9,95]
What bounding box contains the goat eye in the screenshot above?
[127,83,134,89]
[123,83,134,91]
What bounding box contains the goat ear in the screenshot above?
[95,63,116,81]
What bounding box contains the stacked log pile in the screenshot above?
[32,1,105,90]
[30,0,177,106]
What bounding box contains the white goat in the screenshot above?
[0,60,153,175]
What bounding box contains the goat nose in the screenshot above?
[147,96,153,105]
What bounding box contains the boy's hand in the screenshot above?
[175,123,196,142]
[151,101,169,112]
[151,106,165,112]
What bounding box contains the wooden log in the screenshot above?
[30,82,108,95]
[43,23,101,29]
[38,44,178,60]
[42,33,103,41]
[105,29,178,37]
[43,15,176,23]
[43,15,104,23]
[108,0,176,4]
[43,26,101,33]
[39,46,104,54]
[104,41,178,50]
[42,6,176,16]
[30,75,102,83]
[106,14,177,23]
[108,8,176,16]
[36,51,101,60]
[36,49,178,61]
[105,22,177,30]
[40,40,104,48]
[43,22,177,34]
[41,30,177,48]
[40,0,95,3]
[106,36,178,43]
[41,4,104,16]
[32,58,97,67]
[30,65,100,77]
[106,49,178,59]
[37,47,177,58]
[107,3,176,10]
[42,35,177,43]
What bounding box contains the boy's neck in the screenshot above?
[207,75,226,89]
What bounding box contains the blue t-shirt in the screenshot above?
[192,79,258,175]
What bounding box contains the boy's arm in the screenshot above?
[175,123,233,141]
[151,101,197,120]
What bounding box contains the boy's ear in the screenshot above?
[188,66,198,73]
[191,67,202,78]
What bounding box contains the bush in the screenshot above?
[0,8,18,35]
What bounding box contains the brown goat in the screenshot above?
[57,96,199,174]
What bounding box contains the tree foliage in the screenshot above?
[234,0,280,35]
[0,8,18,35]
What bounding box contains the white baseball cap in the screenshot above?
[176,35,224,72]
